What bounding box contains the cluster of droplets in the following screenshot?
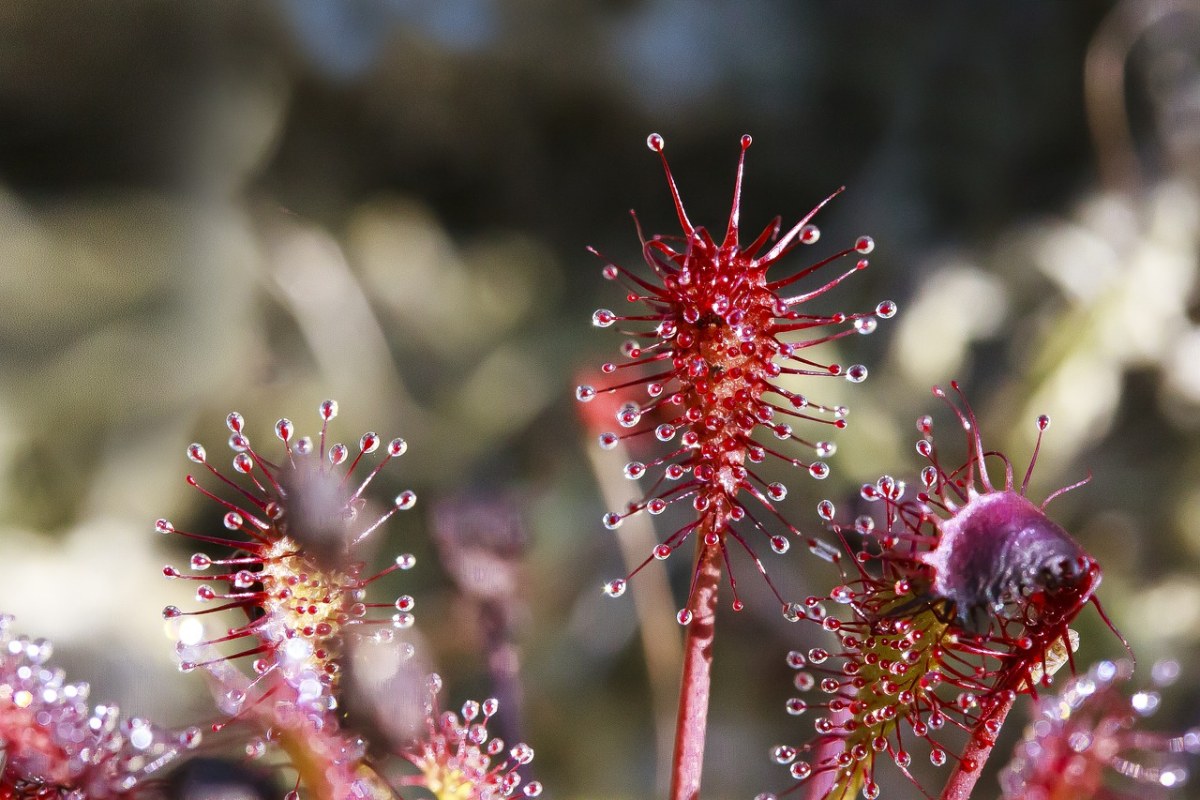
[401,673,543,800]
[1000,659,1200,799]
[0,614,201,798]
[765,384,1110,799]
[159,400,418,719]
[580,133,895,619]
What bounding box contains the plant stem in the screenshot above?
[939,692,1016,800]
[669,537,722,800]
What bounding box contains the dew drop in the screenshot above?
[575,385,596,402]
[616,403,642,428]
[854,317,877,335]
[592,308,617,328]
[603,579,626,598]
[830,585,854,604]
[855,236,875,254]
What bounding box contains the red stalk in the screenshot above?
[939,692,1016,800]
[669,537,722,800]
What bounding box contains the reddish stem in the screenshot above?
[669,537,722,800]
[939,692,1016,800]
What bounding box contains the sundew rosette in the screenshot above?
[158,400,418,720]
[1001,659,1199,800]
[400,673,543,800]
[0,614,201,798]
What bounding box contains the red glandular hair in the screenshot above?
[578,133,894,621]
[766,383,1121,800]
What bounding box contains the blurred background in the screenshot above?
[1,1,1199,798]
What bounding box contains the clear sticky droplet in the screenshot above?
[576,385,596,402]
[799,225,820,244]
[359,432,380,453]
[816,499,835,520]
[855,236,875,254]
[647,133,664,151]
[602,512,622,530]
[592,309,617,328]
[275,419,294,442]
[845,364,868,383]
[808,462,830,480]
[676,609,693,625]
[186,444,206,464]
[319,399,339,421]
[395,490,417,510]
[603,579,626,598]
[226,412,244,433]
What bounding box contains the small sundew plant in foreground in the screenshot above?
[1000,658,1200,799]
[0,614,201,798]
[577,133,894,800]
[763,383,1120,800]
[399,673,542,800]
[158,401,420,796]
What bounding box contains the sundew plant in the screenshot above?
[4,7,1200,799]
